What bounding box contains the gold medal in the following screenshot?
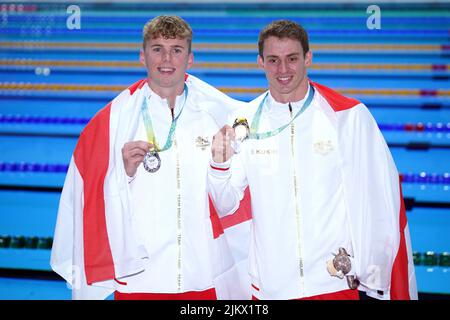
[232,117,250,142]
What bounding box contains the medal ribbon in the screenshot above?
[141,84,188,152]
[249,84,315,140]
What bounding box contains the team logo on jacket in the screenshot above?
[313,140,334,155]
[195,136,210,150]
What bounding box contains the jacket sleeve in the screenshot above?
[207,152,249,218]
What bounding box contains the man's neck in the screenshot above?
[149,82,184,109]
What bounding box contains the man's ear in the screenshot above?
[139,49,146,67]
[257,55,264,69]
[304,51,312,67]
[187,52,194,69]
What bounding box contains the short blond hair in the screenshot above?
[142,15,192,52]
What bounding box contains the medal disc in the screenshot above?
[143,150,161,173]
[232,118,250,142]
[234,124,249,142]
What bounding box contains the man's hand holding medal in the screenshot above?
[122,141,154,177]
[211,118,250,163]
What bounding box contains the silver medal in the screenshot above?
[143,150,161,173]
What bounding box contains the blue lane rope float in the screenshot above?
[0,162,69,173]
[1,115,449,133]
[0,114,89,125]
